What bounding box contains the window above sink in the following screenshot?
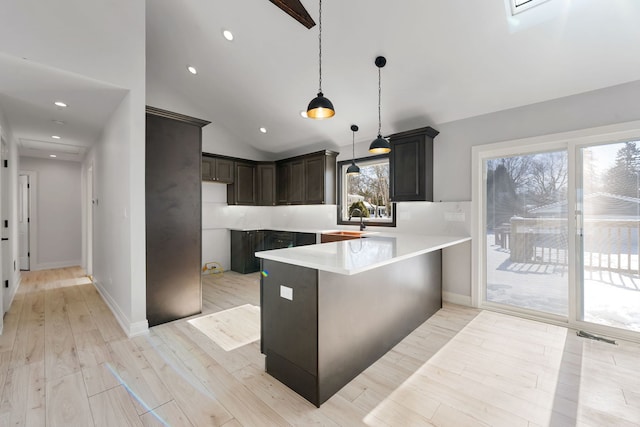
[336,154,396,228]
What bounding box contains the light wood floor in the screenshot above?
[0,267,638,426]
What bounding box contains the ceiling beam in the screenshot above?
[268,0,316,29]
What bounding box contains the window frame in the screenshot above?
[336,154,397,228]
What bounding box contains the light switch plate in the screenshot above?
[280,285,293,301]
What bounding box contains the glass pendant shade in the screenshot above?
[369,134,391,154]
[307,92,335,119]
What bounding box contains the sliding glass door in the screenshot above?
[579,142,640,333]
[479,136,640,337]
[484,150,569,317]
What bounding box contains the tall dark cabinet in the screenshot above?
[145,106,209,327]
[389,126,439,202]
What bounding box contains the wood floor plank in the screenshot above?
[107,339,173,415]
[89,385,143,427]
[138,343,234,426]
[46,371,94,427]
[82,363,121,397]
[139,400,194,427]
[44,288,81,380]
[9,291,45,368]
[0,360,46,426]
[75,329,112,368]
[232,363,340,426]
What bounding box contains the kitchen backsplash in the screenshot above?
[203,182,470,236]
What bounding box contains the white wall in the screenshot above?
[434,79,640,202]
[0,106,21,325]
[19,157,82,270]
[146,79,271,161]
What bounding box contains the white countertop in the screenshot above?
[255,234,471,275]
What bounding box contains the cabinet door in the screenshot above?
[276,162,290,205]
[257,163,276,206]
[390,134,431,201]
[202,157,214,181]
[289,160,305,204]
[304,155,325,204]
[233,162,257,205]
[215,158,235,183]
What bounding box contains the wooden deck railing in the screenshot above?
[494,217,640,274]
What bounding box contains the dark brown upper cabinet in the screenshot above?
[227,161,257,205]
[276,150,337,205]
[289,159,305,204]
[389,126,439,202]
[257,162,276,206]
[276,162,290,205]
[202,155,234,183]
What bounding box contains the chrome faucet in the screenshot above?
[348,208,367,231]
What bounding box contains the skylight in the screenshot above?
[510,0,551,15]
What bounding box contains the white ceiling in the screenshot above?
[1,0,640,160]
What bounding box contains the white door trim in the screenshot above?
[19,170,37,272]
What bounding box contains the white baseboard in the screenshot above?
[443,291,472,307]
[93,280,149,337]
[31,260,82,271]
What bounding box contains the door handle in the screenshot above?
[1,238,8,241]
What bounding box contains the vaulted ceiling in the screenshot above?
[1,0,640,160]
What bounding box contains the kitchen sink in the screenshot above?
[320,230,375,243]
[325,230,368,237]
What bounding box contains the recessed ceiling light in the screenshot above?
[51,135,61,139]
[222,30,234,41]
[187,65,197,75]
[52,120,65,125]
[54,101,67,108]
[300,110,308,118]
[49,154,57,158]
[259,127,267,133]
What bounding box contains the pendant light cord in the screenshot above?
[318,0,323,93]
[377,66,382,136]
[352,129,355,159]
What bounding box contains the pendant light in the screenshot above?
[369,56,391,154]
[306,0,335,119]
[346,125,360,175]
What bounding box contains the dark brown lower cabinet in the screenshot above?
[260,249,442,406]
[145,106,209,327]
[230,230,264,274]
[230,230,317,273]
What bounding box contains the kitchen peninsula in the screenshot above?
[256,233,470,406]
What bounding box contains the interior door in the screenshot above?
[578,141,640,333]
[18,174,30,270]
